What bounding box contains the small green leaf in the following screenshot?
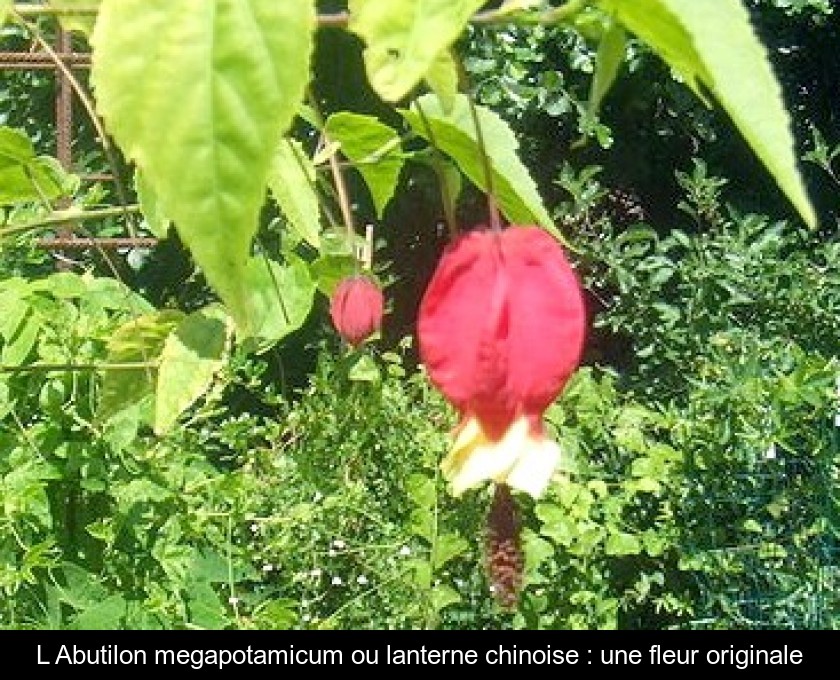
[72,594,127,630]
[597,0,816,227]
[97,310,184,423]
[348,0,486,102]
[92,0,317,333]
[429,584,462,613]
[0,128,75,204]
[325,113,404,218]
[268,139,321,248]
[1,311,40,367]
[154,305,232,435]
[242,255,316,349]
[402,94,557,235]
[604,531,642,556]
[433,532,470,569]
[347,352,381,383]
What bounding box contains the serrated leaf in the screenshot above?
[268,139,321,248]
[241,255,316,350]
[425,48,460,113]
[48,0,101,36]
[596,0,815,228]
[402,94,557,236]
[348,0,486,102]
[325,113,404,218]
[0,128,75,204]
[97,310,184,423]
[91,0,316,333]
[154,306,232,435]
[135,168,170,239]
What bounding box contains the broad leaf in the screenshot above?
[324,113,404,218]
[0,127,75,204]
[154,306,232,435]
[348,0,486,102]
[91,0,316,333]
[0,0,9,26]
[242,255,316,350]
[424,48,460,113]
[402,94,556,234]
[97,310,184,423]
[596,0,816,227]
[268,139,321,248]
[135,169,170,239]
[48,0,101,36]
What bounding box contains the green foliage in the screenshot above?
[348,0,485,102]
[596,0,816,227]
[90,0,316,335]
[268,139,321,249]
[402,93,555,232]
[324,113,405,218]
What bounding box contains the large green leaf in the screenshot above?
[324,112,404,218]
[242,255,316,351]
[0,0,9,26]
[596,0,816,228]
[267,139,321,248]
[402,94,555,233]
[97,310,184,423]
[91,0,316,333]
[154,306,232,435]
[348,0,486,102]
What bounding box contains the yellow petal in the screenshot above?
[440,415,561,498]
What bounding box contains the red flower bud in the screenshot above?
[330,275,384,346]
[418,226,586,497]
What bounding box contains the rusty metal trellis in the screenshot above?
[0,27,157,259]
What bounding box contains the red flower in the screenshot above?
[330,275,384,346]
[418,226,585,497]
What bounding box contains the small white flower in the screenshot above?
[310,568,322,578]
[250,523,260,534]
[399,545,411,557]
[228,596,240,606]
[331,576,343,586]
[356,575,369,585]
[332,539,346,550]
[262,564,274,572]
[328,549,337,558]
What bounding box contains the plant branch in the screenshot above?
[0,361,158,374]
[0,204,140,239]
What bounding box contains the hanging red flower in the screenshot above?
[418,226,586,498]
[330,275,384,346]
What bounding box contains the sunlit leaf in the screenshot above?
[241,255,316,350]
[348,0,486,102]
[97,310,184,423]
[596,0,816,227]
[402,94,556,235]
[154,305,233,435]
[91,0,316,332]
[268,139,321,249]
[325,112,403,218]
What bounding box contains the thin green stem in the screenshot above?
[0,361,157,374]
[0,204,140,239]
